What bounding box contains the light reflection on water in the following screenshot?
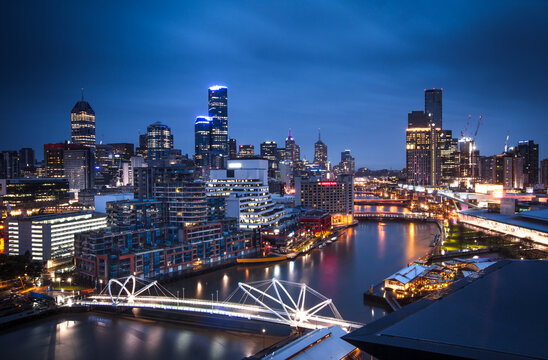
[0,222,439,360]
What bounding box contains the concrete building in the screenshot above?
[5,211,107,264]
[406,111,441,186]
[0,178,70,211]
[295,175,354,226]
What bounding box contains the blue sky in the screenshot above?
[1,1,547,168]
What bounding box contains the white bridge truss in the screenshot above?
[77,276,363,331]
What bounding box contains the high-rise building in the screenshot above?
[63,147,94,192]
[493,153,524,189]
[208,85,228,169]
[284,129,300,162]
[458,137,479,179]
[18,148,35,170]
[516,140,539,186]
[44,142,87,179]
[228,138,237,159]
[0,151,20,179]
[146,122,173,161]
[70,92,96,150]
[195,116,213,172]
[295,175,354,226]
[208,159,289,231]
[109,143,134,161]
[406,111,441,186]
[153,181,208,227]
[479,156,494,183]
[339,150,355,174]
[313,131,328,169]
[425,88,442,128]
[238,145,254,157]
[136,133,148,158]
[260,141,279,179]
[439,130,458,183]
[133,164,194,200]
[541,158,548,187]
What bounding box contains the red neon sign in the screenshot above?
[320,182,337,186]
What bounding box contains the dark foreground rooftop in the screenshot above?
[343,260,548,360]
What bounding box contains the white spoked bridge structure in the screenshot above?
[77,276,363,331]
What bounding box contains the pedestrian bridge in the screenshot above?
[354,211,438,221]
[77,276,363,331]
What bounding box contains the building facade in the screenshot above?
[194,116,213,173]
[5,211,107,264]
[314,132,328,170]
[208,86,228,169]
[71,94,96,150]
[146,122,173,161]
[425,88,442,128]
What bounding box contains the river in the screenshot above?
[0,220,439,359]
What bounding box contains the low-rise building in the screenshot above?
[5,211,107,266]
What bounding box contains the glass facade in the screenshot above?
[194,116,213,172]
[146,122,173,161]
[208,86,228,169]
[70,97,96,149]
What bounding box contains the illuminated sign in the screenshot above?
[228,162,242,169]
[320,182,337,186]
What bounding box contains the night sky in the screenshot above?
[1,1,547,169]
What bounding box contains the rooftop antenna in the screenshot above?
[81,88,84,101]
[318,128,321,141]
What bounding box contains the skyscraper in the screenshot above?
[313,130,328,169]
[63,147,94,192]
[146,122,173,161]
[406,111,441,185]
[339,150,355,174]
[0,151,20,179]
[71,91,96,150]
[228,138,237,159]
[425,89,442,128]
[260,141,279,179]
[284,129,300,162]
[208,85,228,169]
[194,116,213,172]
[439,130,458,183]
[516,140,539,186]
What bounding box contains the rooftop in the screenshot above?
[344,260,548,359]
[461,208,548,234]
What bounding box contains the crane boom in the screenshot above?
[461,114,472,138]
[473,115,482,138]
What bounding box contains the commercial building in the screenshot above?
[516,140,539,186]
[0,151,20,179]
[284,129,300,162]
[424,88,442,128]
[458,208,548,245]
[260,141,280,179]
[5,211,107,264]
[194,116,213,172]
[146,122,173,161]
[439,130,458,183]
[313,131,328,170]
[238,144,254,157]
[18,148,35,173]
[493,153,524,189]
[228,138,237,159]
[406,111,441,186]
[63,147,94,192]
[458,137,479,179]
[295,175,354,226]
[208,85,228,169]
[0,178,70,211]
[541,158,548,187]
[71,93,96,150]
[208,159,290,230]
[339,150,355,174]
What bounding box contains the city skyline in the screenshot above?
[1,1,547,169]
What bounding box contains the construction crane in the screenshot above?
[473,115,482,139]
[461,114,472,138]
